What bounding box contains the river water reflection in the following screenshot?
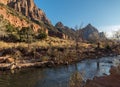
[0,55,120,87]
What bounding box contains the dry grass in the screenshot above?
[0,36,99,51]
[0,41,28,49]
[31,37,75,48]
[79,43,92,48]
[0,37,75,49]
[1,36,108,52]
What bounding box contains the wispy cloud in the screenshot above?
[99,25,120,37]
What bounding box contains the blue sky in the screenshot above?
[34,0,120,36]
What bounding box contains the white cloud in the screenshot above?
[99,25,120,38]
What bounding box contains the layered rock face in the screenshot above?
[3,0,50,24]
[0,4,41,32]
[55,22,76,39]
[0,0,51,33]
[0,0,8,5]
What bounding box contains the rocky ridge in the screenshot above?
[55,22,106,41]
[0,3,41,32]
[55,22,76,39]
[0,0,50,24]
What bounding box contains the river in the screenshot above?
[0,55,120,87]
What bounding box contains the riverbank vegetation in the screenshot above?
[0,36,120,70]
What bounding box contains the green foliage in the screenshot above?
[0,3,4,6]
[0,16,47,42]
[36,33,47,40]
[0,15,9,37]
[4,25,48,42]
[5,26,36,42]
[8,33,20,41]
[0,14,3,19]
[6,23,16,33]
[19,27,35,42]
[105,45,111,50]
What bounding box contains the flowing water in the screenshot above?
[0,55,120,87]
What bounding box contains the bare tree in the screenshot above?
[75,24,83,60]
[113,29,120,41]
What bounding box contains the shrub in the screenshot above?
[41,56,49,62]
[19,27,35,42]
[12,51,22,59]
[69,71,84,87]
[8,33,20,42]
[36,33,47,40]
[105,45,111,50]
[6,23,16,33]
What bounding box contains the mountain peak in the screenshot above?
[79,24,107,41]
[87,23,92,26]
[86,23,94,28]
[84,23,98,32]
[55,22,64,28]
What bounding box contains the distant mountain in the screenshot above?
[79,24,106,42]
[55,22,106,41]
[55,22,64,29]
[55,22,76,39]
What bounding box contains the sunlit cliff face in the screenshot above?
[0,0,50,24]
[0,0,8,5]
